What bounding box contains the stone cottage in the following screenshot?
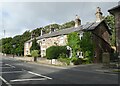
[24,7,111,63]
[108,2,120,58]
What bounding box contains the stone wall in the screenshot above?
[92,22,111,63]
[115,12,120,55]
[40,35,68,57]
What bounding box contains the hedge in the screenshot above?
[46,46,67,59]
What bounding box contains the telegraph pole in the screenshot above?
[1,5,6,56]
[2,5,5,38]
[3,30,5,38]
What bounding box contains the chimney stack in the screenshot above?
[95,7,103,22]
[41,29,43,36]
[49,25,55,34]
[40,28,46,36]
[31,34,32,39]
[75,15,81,27]
[31,32,35,39]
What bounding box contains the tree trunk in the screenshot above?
[34,57,37,62]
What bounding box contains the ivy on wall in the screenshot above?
[67,31,94,62]
[67,32,81,58]
[80,32,94,62]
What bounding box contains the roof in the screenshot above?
[25,19,110,43]
[108,5,120,14]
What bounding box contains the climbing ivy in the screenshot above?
[67,32,81,58]
[80,32,94,62]
[67,31,94,63]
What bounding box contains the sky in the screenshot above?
[0,0,119,39]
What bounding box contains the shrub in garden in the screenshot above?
[82,58,90,64]
[31,50,39,62]
[46,46,67,59]
[71,57,83,65]
[58,57,70,65]
[58,53,70,65]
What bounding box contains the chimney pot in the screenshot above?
[75,15,81,27]
[49,25,55,34]
[41,29,43,36]
[95,7,103,22]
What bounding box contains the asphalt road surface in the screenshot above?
[0,56,119,86]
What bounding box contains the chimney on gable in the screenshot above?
[31,34,32,39]
[95,7,103,22]
[31,32,35,39]
[40,29,43,36]
[40,28,46,36]
[49,25,55,34]
[75,15,81,27]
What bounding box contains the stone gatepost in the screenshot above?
[102,52,110,68]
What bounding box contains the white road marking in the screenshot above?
[28,71,52,80]
[5,64,15,68]
[0,76,12,86]
[0,67,15,68]
[10,78,47,82]
[0,71,23,74]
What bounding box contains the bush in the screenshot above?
[46,46,67,59]
[31,50,39,62]
[82,58,91,64]
[71,57,82,65]
[58,53,70,65]
[59,53,67,58]
[58,57,70,65]
[31,50,39,58]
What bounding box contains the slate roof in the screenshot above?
[25,19,110,43]
[108,4,120,14]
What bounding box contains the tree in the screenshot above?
[30,38,40,52]
[15,45,23,56]
[31,27,43,37]
[31,50,39,62]
[30,38,40,62]
[1,37,13,54]
[60,21,75,29]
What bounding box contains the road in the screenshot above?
[0,56,119,86]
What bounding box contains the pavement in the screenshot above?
[12,56,120,74]
[0,56,119,85]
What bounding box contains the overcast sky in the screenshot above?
[0,1,119,39]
